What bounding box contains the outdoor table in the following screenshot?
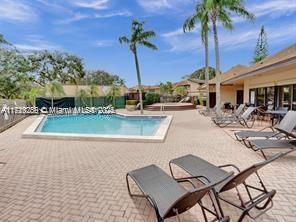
[265,110,288,125]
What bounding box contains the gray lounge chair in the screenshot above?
[169,153,284,222]
[213,106,257,128]
[235,111,296,147]
[211,104,245,120]
[126,164,232,222]
[248,139,296,159]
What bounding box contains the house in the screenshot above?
[173,79,205,97]
[127,85,160,100]
[207,43,296,110]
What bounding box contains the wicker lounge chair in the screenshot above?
[248,139,296,159]
[126,164,232,222]
[169,153,284,222]
[235,111,296,147]
[213,106,257,128]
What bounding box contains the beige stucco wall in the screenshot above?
[209,84,243,105]
[188,82,203,96]
[63,85,128,97]
[243,64,296,103]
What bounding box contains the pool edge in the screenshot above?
[22,113,173,143]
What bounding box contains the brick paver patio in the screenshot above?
[0,110,295,221]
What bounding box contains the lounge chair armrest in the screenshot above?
[146,195,161,220]
[266,132,281,139]
[218,164,240,172]
[258,126,274,132]
[175,175,211,184]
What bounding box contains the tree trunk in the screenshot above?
[133,49,144,114]
[204,31,210,113]
[51,95,54,110]
[213,21,221,115]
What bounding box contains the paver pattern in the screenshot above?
[0,110,295,222]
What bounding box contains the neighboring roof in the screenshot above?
[223,43,296,84]
[174,79,205,88]
[209,65,248,84]
[129,85,160,92]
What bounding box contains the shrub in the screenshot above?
[145,92,160,105]
[126,100,138,105]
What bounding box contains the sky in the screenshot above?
[0,0,296,87]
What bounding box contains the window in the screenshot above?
[257,88,265,106]
[293,85,296,110]
[266,87,275,110]
[278,85,291,109]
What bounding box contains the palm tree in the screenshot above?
[76,89,89,107]
[88,84,99,107]
[183,0,210,113]
[22,88,39,106]
[45,80,65,109]
[106,84,121,107]
[206,0,255,115]
[119,19,157,114]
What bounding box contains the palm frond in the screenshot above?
[119,36,130,44]
[139,31,156,41]
[139,41,158,50]
[218,9,233,30]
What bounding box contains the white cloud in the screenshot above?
[57,10,132,24]
[15,35,61,51]
[249,0,296,18]
[0,0,37,22]
[94,10,132,18]
[163,23,296,52]
[137,0,193,12]
[57,13,91,24]
[94,40,114,47]
[71,0,109,10]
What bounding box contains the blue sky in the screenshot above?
[0,0,296,87]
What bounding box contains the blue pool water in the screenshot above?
[40,115,164,136]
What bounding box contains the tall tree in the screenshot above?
[84,70,125,86]
[252,26,268,64]
[45,80,65,109]
[206,0,255,115]
[28,51,85,86]
[183,66,216,80]
[106,84,121,107]
[184,0,211,112]
[88,84,99,107]
[119,19,157,114]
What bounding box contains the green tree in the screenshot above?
[183,66,216,80]
[119,19,157,114]
[159,81,173,96]
[174,86,188,98]
[45,80,65,109]
[106,84,121,107]
[28,51,85,86]
[252,26,268,64]
[0,48,32,98]
[88,84,99,107]
[206,0,255,115]
[76,89,89,107]
[84,70,125,86]
[184,0,211,112]
[22,88,39,106]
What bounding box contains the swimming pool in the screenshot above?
[23,113,173,142]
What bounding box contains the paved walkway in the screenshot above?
[0,110,295,221]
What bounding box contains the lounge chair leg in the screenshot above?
[260,150,268,160]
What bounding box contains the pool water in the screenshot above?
[40,115,164,136]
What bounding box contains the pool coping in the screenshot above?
[22,113,173,143]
